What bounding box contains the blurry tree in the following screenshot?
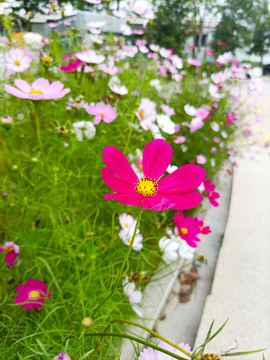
[249,0,270,65]
[211,0,262,55]
[145,0,196,55]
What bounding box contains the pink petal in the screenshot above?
[162,191,203,210]
[103,145,138,183]
[104,192,143,207]
[142,139,173,180]
[14,79,31,93]
[16,284,28,295]
[5,252,17,267]
[4,84,29,99]
[32,78,50,90]
[158,165,206,193]
[14,295,27,304]
[101,167,135,193]
[142,193,174,211]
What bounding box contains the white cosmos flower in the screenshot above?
[72,121,96,141]
[108,76,128,95]
[149,123,165,140]
[120,24,132,36]
[157,114,176,135]
[178,238,195,260]
[23,32,44,50]
[159,237,179,264]
[184,104,197,116]
[149,79,162,92]
[119,213,136,233]
[136,98,156,131]
[123,278,143,317]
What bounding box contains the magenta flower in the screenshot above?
[85,102,117,125]
[60,59,82,72]
[226,112,237,125]
[53,353,71,360]
[174,212,201,247]
[195,216,211,234]
[203,178,220,207]
[5,47,32,73]
[0,242,19,267]
[4,78,70,100]
[14,279,51,309]
[101,139,205,211]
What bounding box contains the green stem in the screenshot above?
[92,205,143,318]
[88,333,189,360]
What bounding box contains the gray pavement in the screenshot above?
[194,78,270,359]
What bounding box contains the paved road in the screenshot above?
[194,77,270,360]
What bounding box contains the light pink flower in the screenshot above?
[196,107,210,121]
[98,63,118,75]
[196,154,207,165]
[48,22,57,28]
[5,48,32,73]
[136,98,156,130]
[85,102,117,125]
[161,104,175,116]
[188,58,201,66]
[130,1,147,15]
[75,49,105,64]
[14,279,51,309]
[174,136,186,144]
[101,139,206,211]
[216,51,233,65]
[4,78,70,100]
[139,341,191,360]
[190,117,204,133]
[0,242,19,267]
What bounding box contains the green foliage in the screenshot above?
[146,0,195,55]
[211,0,262,55]
[0,24,237,359]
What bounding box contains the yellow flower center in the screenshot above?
[125,223,129,228]
[29,89,43,95]
[135,176,158,197]
[127,238,132,243]
[181,227,188,235]
[139,110,144,118]
[42,56,52,65]
[5,245,14,253]
[14,60,20,66]
[28,290,39,299]
[100,112,105,117]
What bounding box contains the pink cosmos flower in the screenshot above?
[204,49,214,55]
[75,49,105,64]
[5,48,32,73]
[203,178,220,207]
[0,242,19,267]
[101,139,206,211]
[174,212,201,247]
[134,29,144,35]
[196,107,210,121]
[14,279,51,309]
[174,136,186,144]
[64,20,71,26]
[216,41,226,46]
[188,45,196,50]
[62,54,75,60]
[242,129,251,137]
[139,341,191,360]
[53,352,71,360]
[195,216,211,234]
[48,22,57,28]
[130,1,147,15]
[4,78,70,100]
[136,98,157,130]
[226,112,237,125]
[196,154,207,165]
[60,59,82,72]
[85,102,117,125]
[188,58,201,66]
[161,104,175,116]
